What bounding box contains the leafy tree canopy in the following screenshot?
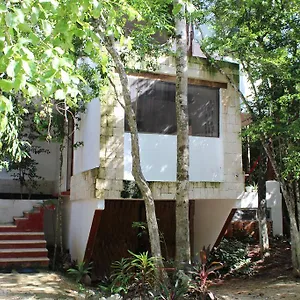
[0,0,174,167]
[203,0,300,180]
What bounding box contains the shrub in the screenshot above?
[67,261,92,283]
[209,238,252,276]
[100,251,157,299]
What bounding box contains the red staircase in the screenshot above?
[0,205,49,269]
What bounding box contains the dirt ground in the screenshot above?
[211,277,300,299]
[0,271,85,299]
[211,238,300,299]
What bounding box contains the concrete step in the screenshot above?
[0,240,47,249]
[0,257,49,268]
[0,225,18,232]
[0,232,45,240]
[0,248,48,259]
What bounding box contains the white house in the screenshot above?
[0,45,246,275]
[59,50,245,276]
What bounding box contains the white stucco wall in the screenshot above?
[235,180,283,236]
[0,141,60,181]
[194,198,236,254]
[0,141,60,194]
[73,98,101,175]
[0,199,43,224]
[124,134,223,182]
[63,197,104,261]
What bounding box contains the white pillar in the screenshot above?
[266,181,282,236]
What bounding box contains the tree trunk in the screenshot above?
[263,143,300,276]
[174,0,191,266]
[97,24,164,269]
[257,153,269,254]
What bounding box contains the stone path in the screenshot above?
[0,271,83,299]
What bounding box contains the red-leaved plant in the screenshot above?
[189,246,223,299]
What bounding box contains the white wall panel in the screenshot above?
[73,98,101,174]
[124,133,224,182]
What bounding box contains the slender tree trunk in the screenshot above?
[295,181,300,229]
[174,0,191,266]
[263,143,300,276]
[96,23,164,270]
[257,153,269,254]
[196,31,300,276]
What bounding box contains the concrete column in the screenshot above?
[266,180,282,236]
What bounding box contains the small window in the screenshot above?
[125,76,220,137]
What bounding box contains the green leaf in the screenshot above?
[0,115,8,132]
[31,6,39,24]
[12,73,27,90]
[55,89,66,100]
[61,69,70,84]
[22,47,34,60]
[15,9,25,24]
[27,83,38,97]
[5,13,17,28]
[84,40,93,55]
[0,79,14,92]
[0,95,12,112]
[43,68,56,79]
[52,56,60,69]
[41,20,52,36]
[22,60,32,76]
[54,47,64,55]
[18,22,31,33]
[172,3,182,16]
[6,60,16,78]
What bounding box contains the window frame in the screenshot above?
[125,73,225,138]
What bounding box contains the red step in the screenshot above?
[0,225,18,232]
[0,248,48,259]
[0,257,49,268]
[0,204,49,269]
[0,232,45,240]
[0,240,46,249]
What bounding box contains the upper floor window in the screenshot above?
[125,76,220,137]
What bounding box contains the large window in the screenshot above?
[125,76,220,137]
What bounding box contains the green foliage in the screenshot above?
[159,270,190,300]
[121,180,142,198]
[202,0,300,182]
[209,238,252,276]
[0,0,175,165]
[188,246,223,298]
[67,261,92,283]
[100,251,157,298]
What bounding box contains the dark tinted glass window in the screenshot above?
[125,76,219,137]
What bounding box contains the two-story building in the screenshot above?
[61,54,244,277]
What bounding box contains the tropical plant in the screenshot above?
[209,238,252,276]
[159,270,190,300]
[101,251,158,299]
[189,247,222,299]
[67,261,92,283]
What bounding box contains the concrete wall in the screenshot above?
[62,98,102,261]
[63,195,104,262]
[95,57,244,201]
[0,199,43,224]
[0,141,60,194]
[193,198,236,254]
[236,180,283,236]
[73,98,101,175]
[62,169,105,261]
[124,134,224,182]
